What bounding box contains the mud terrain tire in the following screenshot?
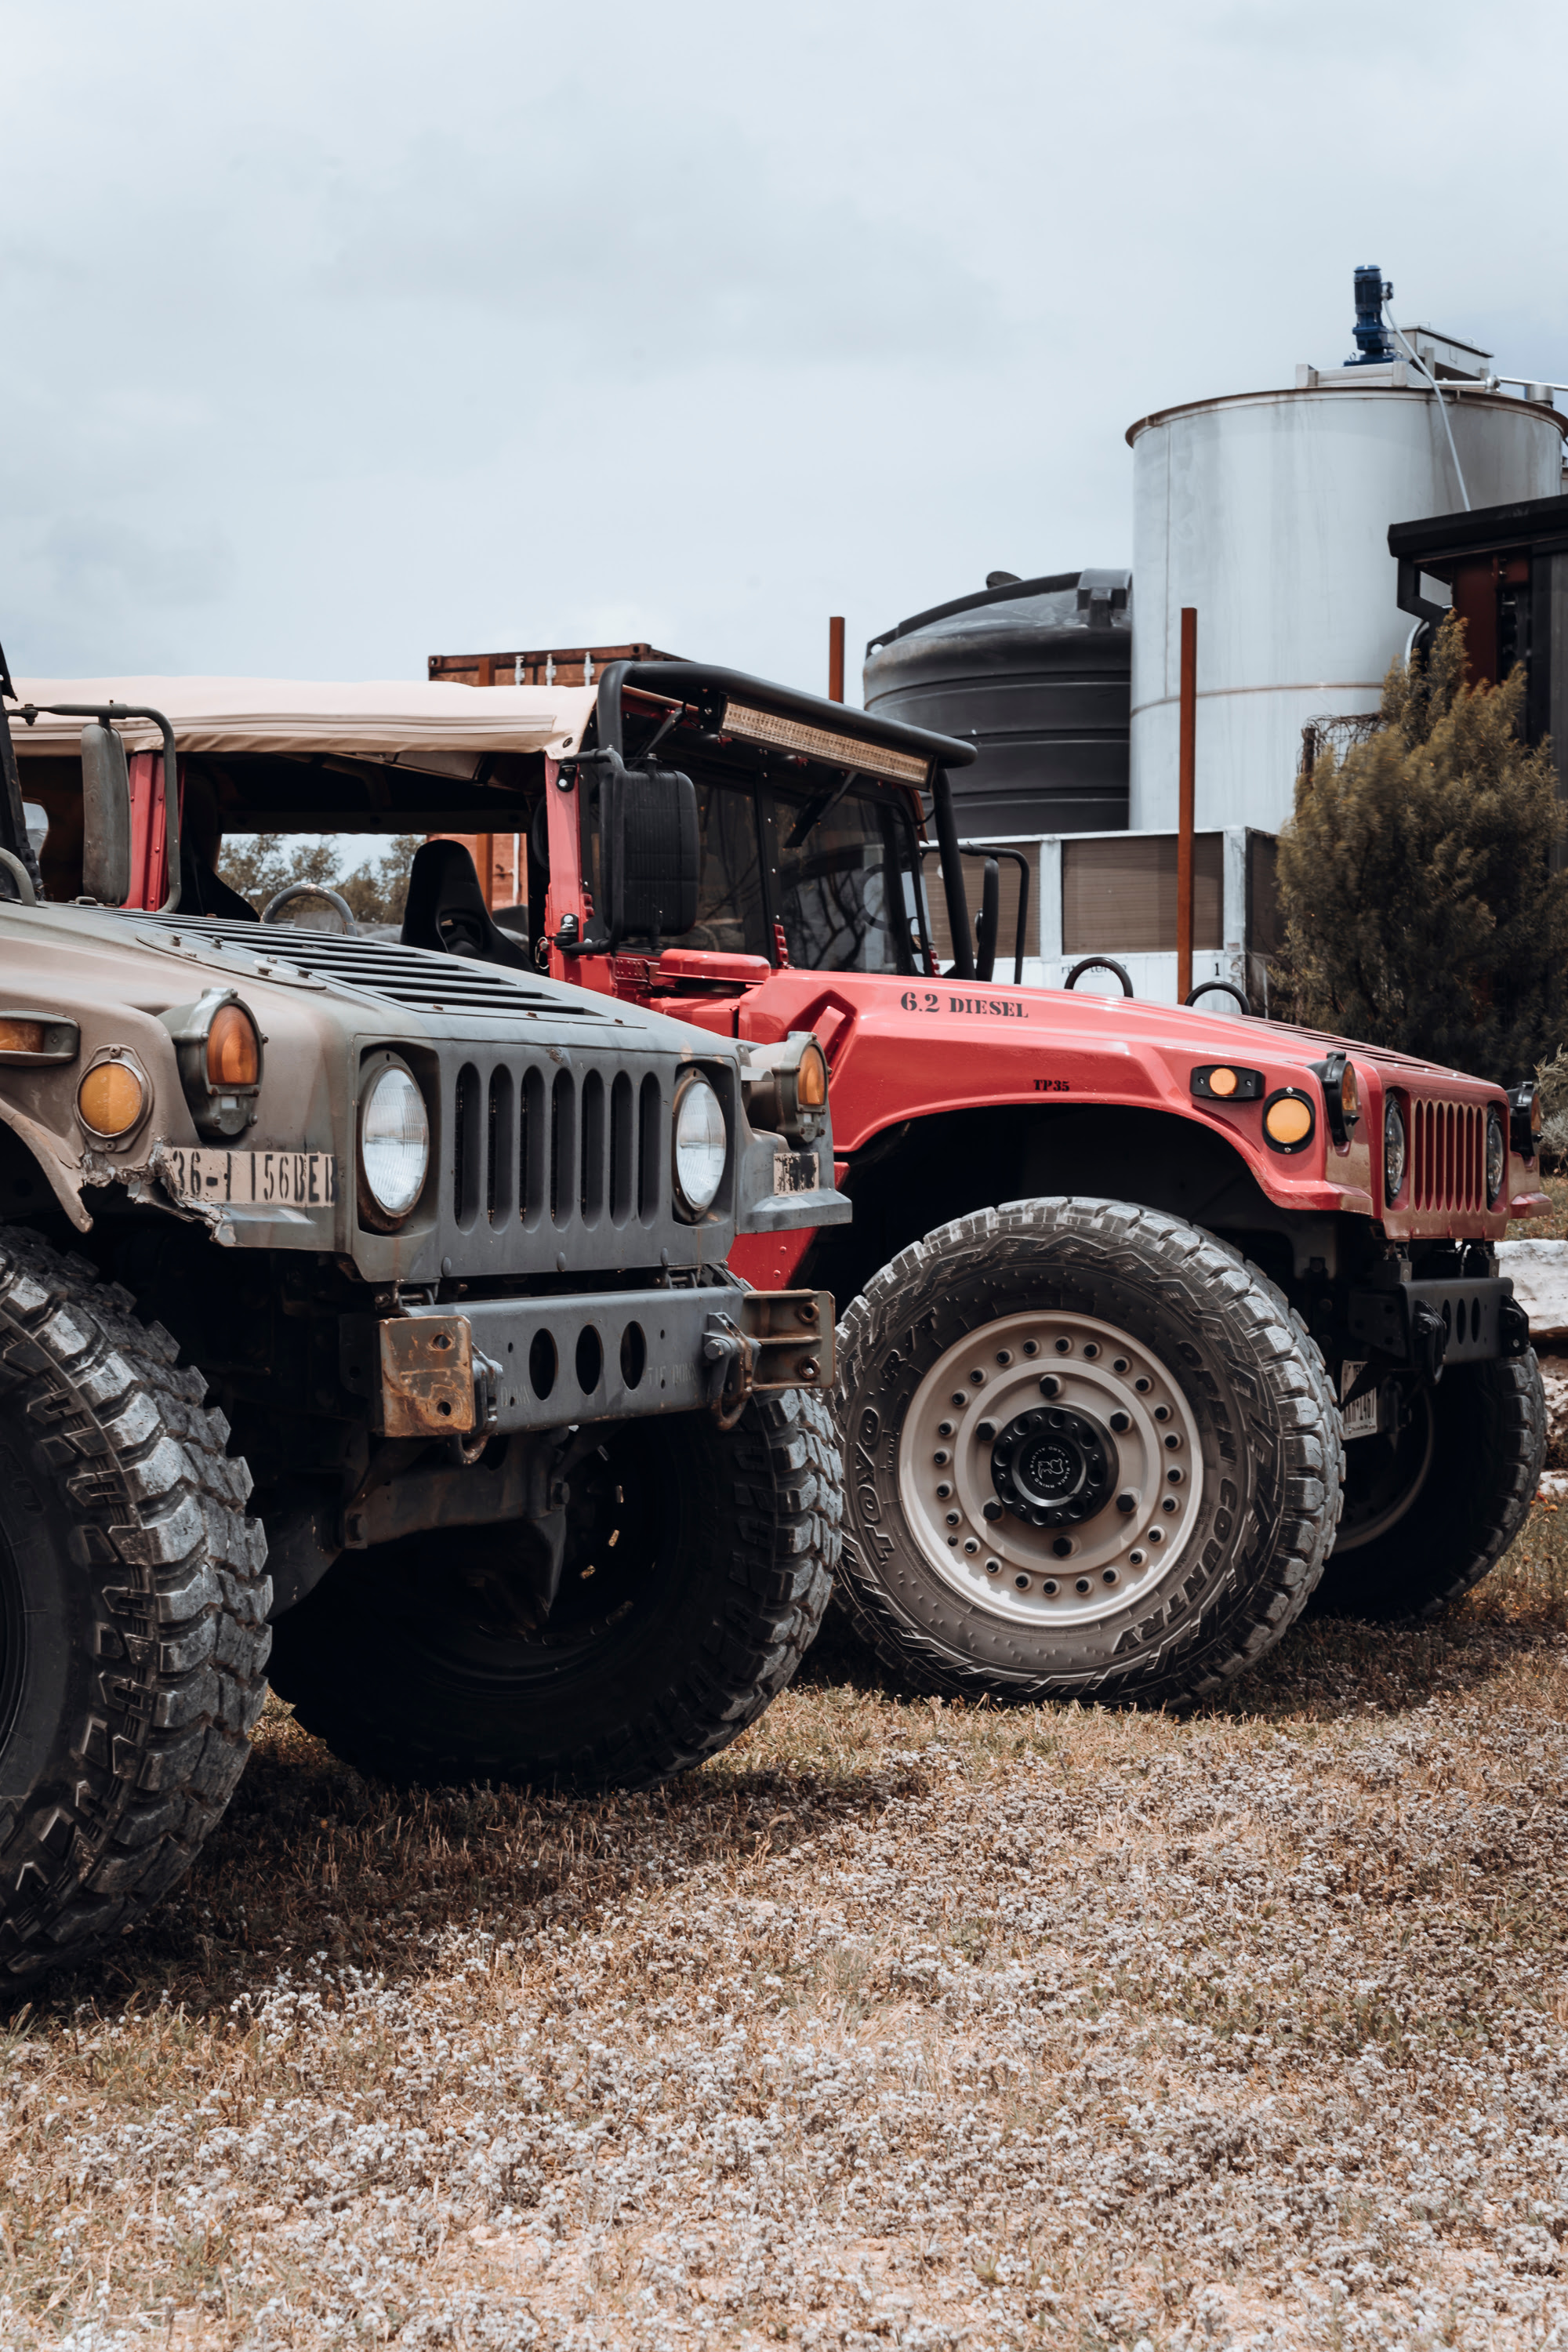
[834,1199,1342,1706]
[268,1388,840,1789]
[1312,1353,1544,1621]
[0,1229,270,1982]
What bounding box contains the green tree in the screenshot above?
[217,832,422,925]
[1274,615,1568,1080]
[218,832,339,914]
[338,834,422,926]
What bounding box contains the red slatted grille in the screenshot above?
[1409,1098,1483,1212]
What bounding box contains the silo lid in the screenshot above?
[867,569,1131,657]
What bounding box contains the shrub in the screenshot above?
[1273,615,1568,1081]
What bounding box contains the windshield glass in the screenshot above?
[768,782,924,975]
[610,771,927,974]
[688,781,771,956]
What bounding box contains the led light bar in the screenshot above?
[719,699,931,788]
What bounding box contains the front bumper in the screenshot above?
[340,1284,834,1438]
[1347,1275,1530,1379]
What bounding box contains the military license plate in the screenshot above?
[158,1146,339,1208]
[774,1149,820,1195]
[1339,1359,1379,1440]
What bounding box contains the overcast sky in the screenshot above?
[5,0,1566,709]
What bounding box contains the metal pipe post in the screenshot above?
[828,617,845,704]
[1176,607,1196,1004]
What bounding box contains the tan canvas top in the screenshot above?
[5,677,599,764]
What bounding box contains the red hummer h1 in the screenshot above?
[434,647,1548,1708]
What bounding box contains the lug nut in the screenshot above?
[1109,1410,1131,1432]
[1116,1492,1138,1514]
[982,1499,1004,1522]
[1039,1375,1061,1398]
[976,1420,996,1441]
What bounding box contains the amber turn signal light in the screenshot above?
[1261,1088,1316,1153]
[1190,1064,1264,1103]
[207,1001,262,1088]
[1311,1051,1361,1146]
[78,1060,147,1138]
[0,1011,79,1065]
[797,1040,829,1108]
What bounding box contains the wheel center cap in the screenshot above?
[990,1405,1117,1530]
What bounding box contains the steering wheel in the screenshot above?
[261,884,360,937]
[1185,979,1252,1015]
[1063,956,1134,998]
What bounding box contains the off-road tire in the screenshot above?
[268,1388,840,1789]
[1312,1353,1544,1621]
[0,1229,270,1982]
[834,1199,1343,1706]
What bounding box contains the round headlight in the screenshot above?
[1384,1095,1407,1203]
[673,1075,727,1217]
[360,1062,430,1221]
[1486,1107,1507,1206]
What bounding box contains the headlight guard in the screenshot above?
[158,988,263,1140]
[741,1031,830,1145]
[1508,1080,1543,1160]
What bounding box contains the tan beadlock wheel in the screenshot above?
[833,1197,1344,1707]
[898,1308,1203,1628]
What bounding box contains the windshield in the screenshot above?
[685,781,771,956]
[615,774,927,974]
[768,782,924,975]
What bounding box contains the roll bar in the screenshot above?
[919,841,1033,985]
[591,658,978,983]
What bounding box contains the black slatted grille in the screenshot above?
[450,1056,667,1242]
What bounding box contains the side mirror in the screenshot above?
[601,752,700,952]
[79,722,132,906]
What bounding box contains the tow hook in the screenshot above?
[703,1311,756,1429]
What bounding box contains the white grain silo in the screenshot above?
[1127,303,1566,833]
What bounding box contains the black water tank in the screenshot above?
[862,569,1131,834]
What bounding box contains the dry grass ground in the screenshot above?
[5,1526,1568,2352]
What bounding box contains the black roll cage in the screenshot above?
[591,659,981,983]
